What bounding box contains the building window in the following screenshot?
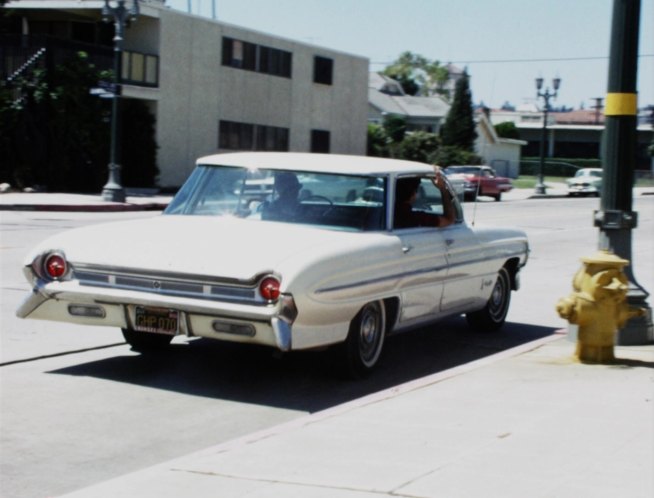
[222,37,292,78]
[259,45,292,77]
[222,38,256,70]
[311,129,330,153]
[220,120,289,151]
[313,56,333,85]
[121,51,159,86]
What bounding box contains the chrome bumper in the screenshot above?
[17,280,294,351]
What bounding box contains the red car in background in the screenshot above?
[444,165,513,201]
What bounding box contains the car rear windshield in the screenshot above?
[164,165,387,231]
[445,166,480,174]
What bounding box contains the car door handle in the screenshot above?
[402,245,413,254]
[446,239,454,246]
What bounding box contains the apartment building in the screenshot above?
[2,0,369,187]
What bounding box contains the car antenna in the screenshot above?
[470,171,482,226]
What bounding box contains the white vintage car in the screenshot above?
[566,168,602,197]
[17,153,529,377]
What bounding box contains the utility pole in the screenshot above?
[591,97,604,125]
[594,0,653,343]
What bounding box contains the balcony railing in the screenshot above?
[1,35,158,88]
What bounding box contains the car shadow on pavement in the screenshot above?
[48,317,559,413]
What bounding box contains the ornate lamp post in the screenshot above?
[534,76,561,195]
[101,0,139,202]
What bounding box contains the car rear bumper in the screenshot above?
[17,280,295,351]
[567,184,600,194]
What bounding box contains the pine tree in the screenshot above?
[441,71,477,151]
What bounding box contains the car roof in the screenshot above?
[197,152,436,176]
[446,165,490,171]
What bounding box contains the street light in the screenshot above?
[534,76,561,195]
[101,0,140,202]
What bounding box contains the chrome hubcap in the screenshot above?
[359,304,383,365]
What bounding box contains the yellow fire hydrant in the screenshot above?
[556,250,644,363]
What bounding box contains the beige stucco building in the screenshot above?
[4,0,369,187]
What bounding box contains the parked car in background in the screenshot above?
[566,168,602,197]
[444,165,513,201]
[441,170,465,200]
[17,153,529,378]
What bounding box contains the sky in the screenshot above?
[166,0,653,111]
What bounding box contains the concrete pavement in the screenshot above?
[58,335,653,498]
[0,191,172,212]
[2,183,652,497]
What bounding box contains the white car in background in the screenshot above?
[566,168,602,197]
[17,153,529,377]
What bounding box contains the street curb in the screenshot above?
[0,203,169,212]
[526,194,569,199]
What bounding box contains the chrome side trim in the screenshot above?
[315,248,526,295]
[315,266,447,295]
[72,263,267,287]
[73,265,262,304]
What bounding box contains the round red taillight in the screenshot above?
[259,277,281,301]
[45,254,67,279]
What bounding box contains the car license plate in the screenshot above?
[134,306,178,335]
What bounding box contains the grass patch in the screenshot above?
[514,176,568,189]
[515,175,654,189]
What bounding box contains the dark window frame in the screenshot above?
[220,120,289,152]
[311,129,331,153]
[313,56,333,85]
[222,37,292,78]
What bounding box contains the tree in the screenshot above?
[397,131,440,164]
[494,121,520,140]
[440,70,477,151]
[382,51,449,98]
[382,114,407,143]
[367,123,388,157]
[431,145,482,167]
[1,51,158,191]
[367,120,442,164]
[121,99,159,187]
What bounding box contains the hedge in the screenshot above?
[520,158,602,177]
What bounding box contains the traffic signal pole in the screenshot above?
[594,0,653,344]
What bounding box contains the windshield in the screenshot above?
[445,166,480,175]
[575,169,602,178]
[165,165,387,231]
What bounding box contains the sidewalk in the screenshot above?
[59,335,653,498]
[0,191,172,212]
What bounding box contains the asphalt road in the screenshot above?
[1,195,652,498]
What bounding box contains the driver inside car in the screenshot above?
[394,169,456,229]
[262,172,302,221]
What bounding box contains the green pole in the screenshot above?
[595,0,653,343]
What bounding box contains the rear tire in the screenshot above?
[122,328,173,352]
[466,267,511,331]
[340,301,386,378]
